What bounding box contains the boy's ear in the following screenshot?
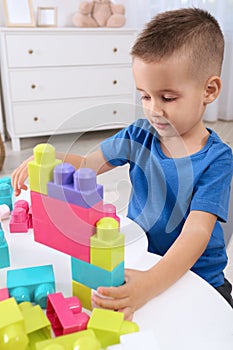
[204,76,221,104]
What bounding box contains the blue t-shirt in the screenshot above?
[101,119,233,287]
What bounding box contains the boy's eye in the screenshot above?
[140,95,151,101]
[162,96,176,102]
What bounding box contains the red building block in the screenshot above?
[46,292,90,336]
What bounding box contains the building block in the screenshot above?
[0,297,29,350]
[28,143,61,195]
[0,223,10,269]
[46,292,90,336]
[19,302,52,348]
[0,204,11,220]
[71,257,124,290]
[28,206,33,228]
[0,183,12,210]
[0,288,9,301]
[91,217,124,271]
[101,204,120,226]
[0,176,13,194]
[87,308,139,349]
[47,164,103,208]
[35,329,101,350]
[31,191,91,262]
[72,280,92,311]
[9,200,32,233]
[7,265,55,308]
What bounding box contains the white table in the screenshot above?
[1,193,233,350]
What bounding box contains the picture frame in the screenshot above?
[3,0,35,27]
[37,7,58,28]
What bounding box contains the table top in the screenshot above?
[1,197,233,350]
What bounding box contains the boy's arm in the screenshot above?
[93,210,217,320]
[12,148,114,196]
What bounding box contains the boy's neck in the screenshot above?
[160,124,209,158]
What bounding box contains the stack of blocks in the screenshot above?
[28,143,125,310]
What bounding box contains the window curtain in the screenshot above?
[123,0,233,122]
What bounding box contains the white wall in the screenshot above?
[0,0,137,27]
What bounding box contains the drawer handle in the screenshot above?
[33,116,39,122]
[113,80,117,85]
[31,84,36,89]
[113,110,117,115]
[113,47,118,53]
[28,49,34,55]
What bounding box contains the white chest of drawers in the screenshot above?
[0,28,137,151]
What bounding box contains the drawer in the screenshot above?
[12,96,135,135]
[10,66,134,101]
[6,32,135,68]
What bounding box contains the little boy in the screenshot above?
[12,8,233,320]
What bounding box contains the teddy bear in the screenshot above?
[72,0,126,28]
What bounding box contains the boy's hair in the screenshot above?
[131,8,224,79]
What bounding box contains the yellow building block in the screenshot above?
[0,297,29,350]
[72,280,92,311]
[87,308,139,349]
[90,218,124,271]
[35,329,101,350]
[19,302,51,349]
[28,143,61,195]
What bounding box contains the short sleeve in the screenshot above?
[190,154,233,222]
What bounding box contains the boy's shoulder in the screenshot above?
[205,128,233,162]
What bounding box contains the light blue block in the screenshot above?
[71,257,124,290]
[0,182,12,210]
[0,226,10,269]
[7,265,55,308]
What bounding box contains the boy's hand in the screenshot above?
[92,269,152,321]
[11,156,34,196]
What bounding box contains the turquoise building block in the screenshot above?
[7,265,55,308]
[0,182,12,210]
[0,176,13,193]
[71,257,124,290]
[0,223,10,269]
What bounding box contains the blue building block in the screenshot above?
[47,164,103,208]
[71,257,124,290]
[0,223,10,269]
[0,176,13,193]
[7,265,55,308]
[0,182,12,211]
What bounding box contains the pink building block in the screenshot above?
[31,191,95,261]
[46,292,90,336]
[9,200,31,233]
[0,287,9,301]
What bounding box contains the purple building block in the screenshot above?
[47,164,103,208]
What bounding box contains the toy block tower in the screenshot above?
[28,143,124,308]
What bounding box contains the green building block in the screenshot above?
[19,302,51,349]
[35,329,101,350]
[90,218,124,271]
[0,297,29,350]
[87,308,139,349]
[28,143,61,195]
[72,280,92,311]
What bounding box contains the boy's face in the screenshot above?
[133,55,207,140]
